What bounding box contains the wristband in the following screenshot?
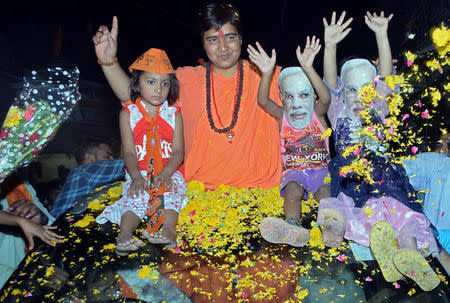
[97,57,118,66]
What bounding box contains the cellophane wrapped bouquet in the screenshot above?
[0,67,81,183]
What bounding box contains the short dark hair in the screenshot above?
[74,137,110,165]
[198,2,242,37]
[129,71,179,105]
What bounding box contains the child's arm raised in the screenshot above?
[247,42,283,123]
[120,109,147,197]
[365,11,393,78]
[93,16,131,101]
[323,11,353,90]
[153,112,184,191]
[296,36,330,117]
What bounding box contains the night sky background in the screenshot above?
[0,0,448,153]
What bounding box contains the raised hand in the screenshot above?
[323,11,353,45]
[247,42,276,75]
[92,16,119,64]
[296,36,321,69]
[365,11,393,34]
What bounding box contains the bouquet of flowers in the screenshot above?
[0,67,81,183]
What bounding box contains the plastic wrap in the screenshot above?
[0,67,81,183]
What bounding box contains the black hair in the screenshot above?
[74,136,110,165]
[129,70,179,105]
[198,2,242,37]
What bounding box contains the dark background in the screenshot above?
[0,0,448,153]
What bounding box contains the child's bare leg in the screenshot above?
[314,184,331,202]
[315,185,346,247]
[284,181,304,223]
[116,210,143,256]
[260,182,310,247]
[143,209,178,249]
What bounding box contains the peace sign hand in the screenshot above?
[323,11,353,45]
[247,42,276,75]
[296,36,321,69]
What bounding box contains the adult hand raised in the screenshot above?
[92,16,119,64]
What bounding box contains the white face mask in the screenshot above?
[341,60,376,122]
[279,71,315,129]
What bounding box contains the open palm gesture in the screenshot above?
[247,42,276,75]
[296,36,321,69]
[323,11,353,45]
[365,11,393,34]
[92,16,119,63]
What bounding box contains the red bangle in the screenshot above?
[97,57,118,66]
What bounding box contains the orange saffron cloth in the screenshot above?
[175,60,282,189]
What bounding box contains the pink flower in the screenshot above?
[24,106,36,121]
[242,292,248,298]
[354,148,361,156]
[394,284,401,289]
[411,146,418,154]
[173,247,181,253]
[365,276,373,282]
[407,60,413,67]
[401,114,410,121]
[189,210,196,216]
[382,119,389,125]
[417,102,423,107]
[336,254,346,262]
[421,109,429,118]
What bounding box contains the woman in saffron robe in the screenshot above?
[92,3,282,189]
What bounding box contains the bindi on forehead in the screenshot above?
[218,28,224,38]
